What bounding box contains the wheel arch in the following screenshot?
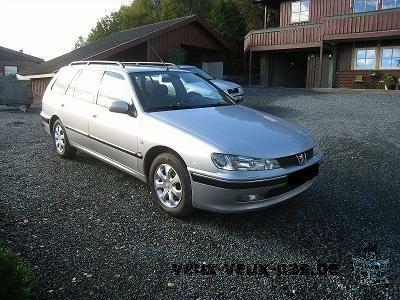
[143,146,187,182]
[49,115,60,134]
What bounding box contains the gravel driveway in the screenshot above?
[1,88,399,299]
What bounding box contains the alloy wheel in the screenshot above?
[154,164,183,208]
[54,124,65,154]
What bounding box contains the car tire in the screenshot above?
[149,152,193,217]
[52,119,76,158]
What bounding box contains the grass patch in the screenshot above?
[0,245,35,300]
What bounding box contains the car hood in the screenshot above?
[151,105,315,158]
[210,79,241,91]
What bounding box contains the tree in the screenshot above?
[87,0,248,47]
[208,0,247,46]
[232,0,265,32]
[170,46,186,64]
[88,0,160,43]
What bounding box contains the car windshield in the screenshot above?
[188,67,215,80]
[130,71,232,112]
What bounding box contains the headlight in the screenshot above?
[211,153,280,171]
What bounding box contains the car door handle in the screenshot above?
[61,104,64,107]
[92,115,97,118]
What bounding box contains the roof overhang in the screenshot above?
[91,16,236,60]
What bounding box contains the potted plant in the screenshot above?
[381,73,396,90]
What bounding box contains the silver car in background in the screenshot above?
[40,61,322,217]
[178,65,245,102]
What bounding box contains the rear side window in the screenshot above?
[66,70,81,96]
[73,69,103,102]
[52,68,78,94]
[97,71,131,107]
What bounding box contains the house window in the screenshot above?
[382,0,400,9]
[354,0,378,13]
[380,47,400,69]
[4,66,18,75]
[291,0,310,23]
[355,49,376,69]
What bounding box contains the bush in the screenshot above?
[0,246,35,300]
[170,46,186,65]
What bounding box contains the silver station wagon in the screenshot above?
[40,61,322,217]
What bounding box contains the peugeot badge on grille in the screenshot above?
[296,153,307,165]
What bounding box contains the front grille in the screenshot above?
[236,164,319,203]
[266,164,319,198]
[288,164,319,187]
[277,148,313,168]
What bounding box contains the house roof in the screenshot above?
[19,15,233,77]
[0,46,44,63]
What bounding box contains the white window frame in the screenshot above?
[4,65,18,75]
[380,46,400,70]
[382,0,400,9]
[354,48,377,70]
[353,0,379,13]
[290,0,310,24]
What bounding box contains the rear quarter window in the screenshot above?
[51,68,79,94]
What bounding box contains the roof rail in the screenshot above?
[68,61,180,69]
[69,61,125,68]
[122,62,179,68]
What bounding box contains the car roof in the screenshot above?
[125,66,184,73]
[63,64,188,74]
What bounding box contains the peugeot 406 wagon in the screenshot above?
[40,61,322,217]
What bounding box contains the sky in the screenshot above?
[0,0,132,61]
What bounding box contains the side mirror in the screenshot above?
[108,100,129,114]
[128,104,138,118]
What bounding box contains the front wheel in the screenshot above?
[149,153,193,217]
[52,120,76,158]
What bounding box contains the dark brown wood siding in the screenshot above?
[280,0,352,27]
[148,22,224,62]
[245,25,322,51]
[32,78,52,104]
[324,9,400,40]
[245,8,400,52]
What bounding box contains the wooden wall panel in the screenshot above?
[247,25,321,50]
[148,22,223,62]
[31,78,52,103]
[245,8,400,52]
[280,0,352,27]
[324,9,400,38]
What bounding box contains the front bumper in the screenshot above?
[189,163,320,213]
[40,111,51,134]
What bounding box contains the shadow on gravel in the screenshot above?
[245,87,330,99]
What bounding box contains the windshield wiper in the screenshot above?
[147,104,194,112]
[147,102,231,112]
[195,102,231,108]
